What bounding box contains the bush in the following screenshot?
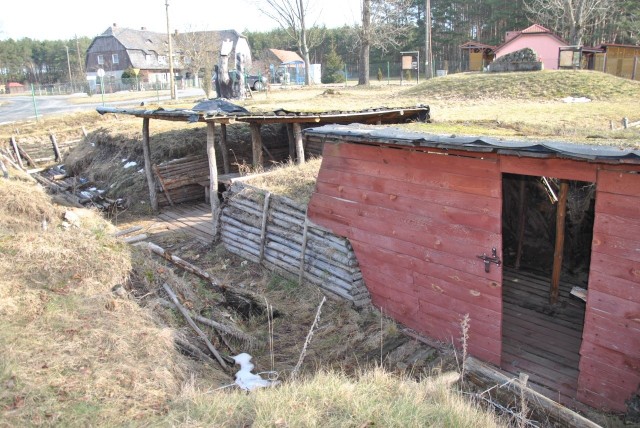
[377,67,383,81]
[322,43,345,84]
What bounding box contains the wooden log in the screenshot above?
[122,234,148,244]
[550,181,568,304]
[141,118,158,212]
[175,337,218,365]
[152,164,175,206]
[222,236,261,261]
[221,214,262,237]
[298,220,309,285]
[82,126,88,137]
[259,192,271,262]
[10,137,24,169]
[162,283,228,370]
[250,123,263,167]
[49,133,62,162]
[16,143,37,168]
[207,122,220,239]
[292,123,305,164]
[148,242,224,288]
[112,226,143,237]
[465,356,601,428]
[0,157,8,179]
[219,123,230,174]
[227,198,263,218]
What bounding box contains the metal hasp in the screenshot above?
[477,248,502,273]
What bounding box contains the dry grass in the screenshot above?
[243,157,323,205]
[167,368,502,427]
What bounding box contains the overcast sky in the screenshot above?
[0,0,363,41]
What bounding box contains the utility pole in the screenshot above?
[75,35,84,76]
[165,0,176,99]
[65,45,74,92]
[425,0,433,79]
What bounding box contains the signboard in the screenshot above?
[402,56,413,70]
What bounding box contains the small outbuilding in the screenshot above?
[304,124,640,413]
[6,82,26,94]
[494,24,566,70]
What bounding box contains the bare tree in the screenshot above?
[524,0,615,46]
[358,0,415,85]
[175,29,220,98]
[259,0,324,85]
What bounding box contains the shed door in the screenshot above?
[308,143,503,365]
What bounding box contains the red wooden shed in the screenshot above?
[304,124,640,413]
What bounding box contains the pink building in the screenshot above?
[494,24,567,70]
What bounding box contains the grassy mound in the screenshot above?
[402,70,640,101]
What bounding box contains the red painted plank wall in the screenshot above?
[578,168,640,412]
[308,142,503,365]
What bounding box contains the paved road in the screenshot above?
[0,88,206,125]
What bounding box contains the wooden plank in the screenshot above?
[207,122,219,239]
[309,193,500,253]
[587,288,640,320]
[577,383,629,413]
[503,334,580,369]
[503,308,583,341]
[502,348,579,391]
[582,310,640,350]
[500,155,597,182]
[315,181,501,232]
[579,341,640,373]
[323,142,501,179]
[589,251,640,285]
[321,155,502,198]
[316,168,500,215]
[592,212,640,240]
[578,356,640,399]
[595,191,640,219]
[588,270,640,303]
[153,164,175,206]
[597,168,640,197]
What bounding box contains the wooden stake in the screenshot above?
[298,219,309,286]
[16,144,37,168]
[550,181,569,304]
[514,178,526,270]
[49,133,62,162]
[219,123,230,174]
[162,283,228,370]
[0,157,8,179]
[249,123,263,167]
[292,123,305,164]
[141,118,158,212]
[207,122,220,239]
[10,137,24,169]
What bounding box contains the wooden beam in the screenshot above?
[206,122,220,239]
[465,357,601,428]
[152,164,174,206]
[141,118,158,212]
[286,123,296,160]
[550,181,569,304]
[292,123,305,165]
[249,123,263,167]
[219,123,230,174]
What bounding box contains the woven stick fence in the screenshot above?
[220,181,370,307]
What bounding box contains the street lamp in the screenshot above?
[65,45,74,92]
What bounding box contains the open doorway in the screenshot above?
[501,173,595,400]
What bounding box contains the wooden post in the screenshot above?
[10,137,24,169]
[249,123,263,167]
[292,123,305,165]
[206,122,220,238]
[152,164,174,206]
[82,126,88,137]
[632,56,638,81]
[0,157,8,179]
[219,123,230,174]
[514,178,526,270]
[286,124,296,160]
[50,133,62,162]
[141,118,158,212]
[550,181,569,304]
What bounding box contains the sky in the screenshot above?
[0,0,363,41]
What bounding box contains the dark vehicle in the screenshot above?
[212,71,267,91]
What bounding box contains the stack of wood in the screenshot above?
[220,181,370,307]
[153,155,211,206]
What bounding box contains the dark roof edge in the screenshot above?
[302,124,640,165]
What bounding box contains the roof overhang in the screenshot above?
[303,124,640,165]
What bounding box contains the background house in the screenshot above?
[85,24,251,92]
[560,44,640,80]
[460,41,496,71]
[493,24,566,70]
